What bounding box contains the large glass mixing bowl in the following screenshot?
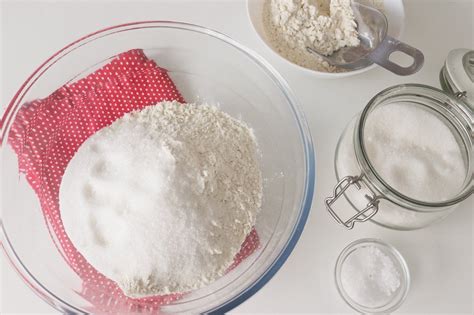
[0,22,315,313]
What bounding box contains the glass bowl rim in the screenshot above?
[0,20,315,313]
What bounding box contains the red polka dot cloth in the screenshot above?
[8,49,260,313]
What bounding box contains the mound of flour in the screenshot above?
[59,101,262,297]
[263,0,384,72]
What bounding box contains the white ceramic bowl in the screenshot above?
[247,0,405,78]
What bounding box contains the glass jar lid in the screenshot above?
[440,49,474,110]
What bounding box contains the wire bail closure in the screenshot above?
[325,175,380,229]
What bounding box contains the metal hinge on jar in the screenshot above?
[325,175,381,229]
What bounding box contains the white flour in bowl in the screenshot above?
[59,101,262,297]
[263,0,384,72]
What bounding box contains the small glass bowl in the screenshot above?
[335,238,410,313]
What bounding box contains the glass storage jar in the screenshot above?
[326,49,473,230]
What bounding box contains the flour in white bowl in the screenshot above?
[59,101,262,297]
[263,0,384,72]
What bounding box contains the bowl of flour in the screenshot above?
[247,0,405,78]
[1,21,315,313]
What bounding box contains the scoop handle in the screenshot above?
[369,36,425,76]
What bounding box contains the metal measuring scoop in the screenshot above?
[307,2,424,76]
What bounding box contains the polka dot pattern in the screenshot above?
[8,49,260,313]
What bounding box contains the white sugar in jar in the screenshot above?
[327,84,473,230]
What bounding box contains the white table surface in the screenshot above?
[1,0,473,314]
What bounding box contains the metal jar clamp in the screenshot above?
[325,175,381,230]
